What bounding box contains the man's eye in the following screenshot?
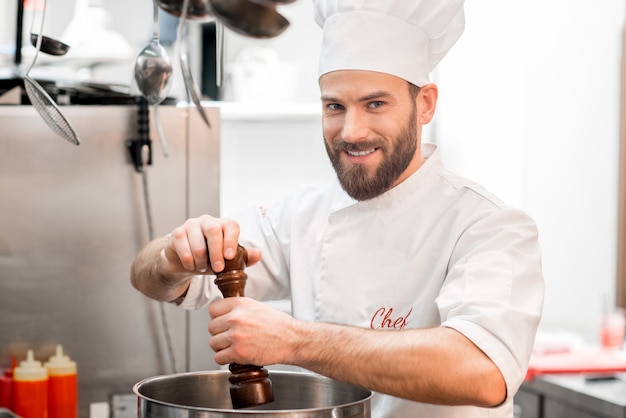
[368,101,385,108]
[327,103,344,111]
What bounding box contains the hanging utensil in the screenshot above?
[23,0,80,145]
[177,0,211,128]
[135,1,173,105]
[15,0,24,67]
[215,20,224,87]
[207,0,289,39]
[154,0,292,38]
[248,0,297,5]
[29,33,69,56]
[134,0,174,157]
[155,0,213,20]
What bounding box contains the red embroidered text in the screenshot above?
[370,307,413,330]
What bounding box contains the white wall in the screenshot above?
[219,105,333,216]
[220,1,626,343]
[434,0,625,341]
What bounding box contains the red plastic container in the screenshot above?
[13,350,48,418]
[45,345,77,418]
[0,359,15,410]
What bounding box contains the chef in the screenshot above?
[130,0,545,416]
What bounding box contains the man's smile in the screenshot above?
[346,148,378,157]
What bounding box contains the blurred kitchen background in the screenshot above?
[0,0,625,416]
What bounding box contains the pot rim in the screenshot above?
[133,369,373,413]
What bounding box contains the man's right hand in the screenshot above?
[130,214,261,302]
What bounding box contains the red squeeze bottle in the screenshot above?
[0,357,16,410]
[45,345,77,418]
[13,350,48,418]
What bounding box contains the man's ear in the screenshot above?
[418,83,438,124]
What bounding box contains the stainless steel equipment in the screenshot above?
[134,370,372,417]
[0,104,220,417]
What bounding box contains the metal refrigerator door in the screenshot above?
[0,104,220,416]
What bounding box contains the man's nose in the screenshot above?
[341,109,369,142]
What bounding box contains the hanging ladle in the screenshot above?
[30,33,69,56]
[208,0,290,39]
[134,0,174,157]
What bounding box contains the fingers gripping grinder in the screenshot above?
[214,245,274,409]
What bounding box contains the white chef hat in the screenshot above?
[314,0,465,87]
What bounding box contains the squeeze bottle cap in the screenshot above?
[45,345,77,376]
[14,350,48,381]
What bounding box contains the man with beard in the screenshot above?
[130,0,544,416]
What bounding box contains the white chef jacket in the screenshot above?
[181,144,544,418]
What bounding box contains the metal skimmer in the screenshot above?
[24,0,80,145]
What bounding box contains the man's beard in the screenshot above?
[324,111,418,201]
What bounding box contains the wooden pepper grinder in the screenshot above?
[214,245,274,409]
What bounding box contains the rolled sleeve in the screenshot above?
[178,275,216,310]
[438,211,544,398]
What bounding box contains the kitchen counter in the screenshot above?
[516,374,626,418]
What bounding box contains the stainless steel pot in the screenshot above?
[134,370,372,417]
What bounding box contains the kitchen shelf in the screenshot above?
[201,100,321,122]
